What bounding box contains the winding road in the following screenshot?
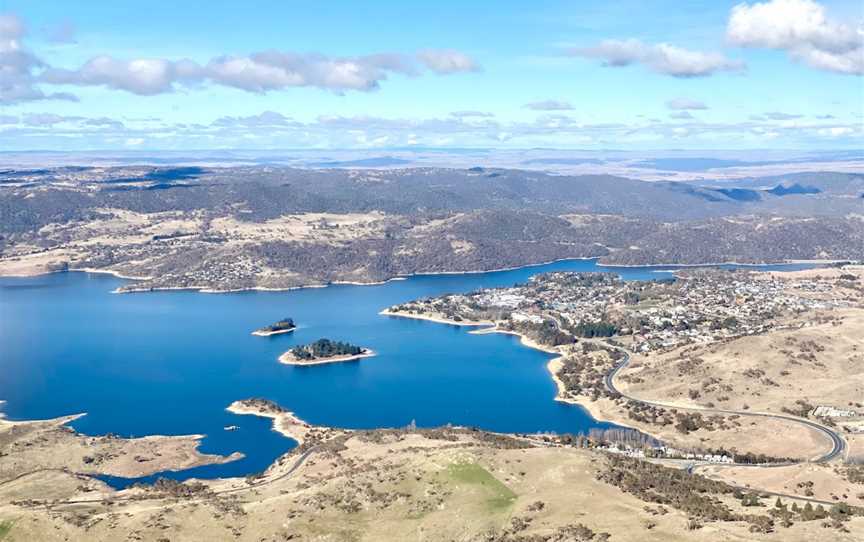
[603,346,845,463]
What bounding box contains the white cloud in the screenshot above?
[669,111,695,119]
[3,110,861,150]
[450,110,495,118]
[524,99,573,111]
[817,126,854,136]
[22,112,78,126]
[43,56,199,95]
[0,13,24,38]
[212,111,297,128]
[763,111,802,120]
[38,49,479,96]
[727,0,863,75]
[417,49,480,74]
[204,51,418,93]
[0,13,77,103]
[4,13,479,99]
[666,97,708,110]
[569,39,745,77]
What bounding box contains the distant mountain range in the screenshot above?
[1,166,861,291]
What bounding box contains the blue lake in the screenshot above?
[0,259,818,487]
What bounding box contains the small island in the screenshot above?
[252,317,297,336]
[278,338,375,366]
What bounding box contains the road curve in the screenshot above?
[603,346,845,463]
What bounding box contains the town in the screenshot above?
[388,269,850,353]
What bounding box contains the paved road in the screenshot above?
[603,346,845,463]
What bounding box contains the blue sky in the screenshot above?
[1,0,862,150]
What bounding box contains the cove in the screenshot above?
[0,259,819,488]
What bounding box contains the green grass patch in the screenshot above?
[447,462,516,511]
[0,520,13,540]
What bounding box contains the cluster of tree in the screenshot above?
[261,317,295,332]
[544,428,660,451]
[572,321,619,338]
[673,412,715,434]
[699,447,796,464]
[556,353,616,401]
[710,316,739,331]
[844,464,864,484]
[780,399,815,418]
[625,401,675,426]
[290,338,363,360]
[510,319,573,347]
[587,427,662,449]
[767,497,863,530]
[596,455,859,532]
[598,455,740,522]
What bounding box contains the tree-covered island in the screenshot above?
[278,338,374,365]
[252,317,297,336]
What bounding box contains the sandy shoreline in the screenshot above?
[251,327,296,337]
[0,410,244,478]
[378,308,494,327]
[380,308,656,436]
[226,400,314,444]
[0,257,841,295]
[381,309,606,415]
[597,258,844,269]
[0,265,151,281]
[277,348,376,366]
[469,325,561,354]
[0,411,86,427]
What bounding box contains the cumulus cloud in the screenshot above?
[0,13,78,103]
[763,111,802,120]
[817,126,854,137]
[569,39,745,77]
[669,111,695,119]
[417,49,480,74]
[21,112,80,126]
[666,97,708,110]
[212,111,298,128]
[524,99,573,111]
[42,56,202,95]
[38,49,479,96]
[727,0,863,75]
[450,110,495,118]
[3,109,861,150]
[0,12,23,37]
[83,117,125,129]
[3,13,480,99]
[203,51,419,93]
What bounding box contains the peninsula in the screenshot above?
[251,317,296,336]
[278,338,375,366]
[383,267,864,465]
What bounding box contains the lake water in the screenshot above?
[0,259,818,487]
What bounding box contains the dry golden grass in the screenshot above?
[618,308,864,418]
[699,462,864,505]
[2,430,862,541]
[0,415,238,479]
